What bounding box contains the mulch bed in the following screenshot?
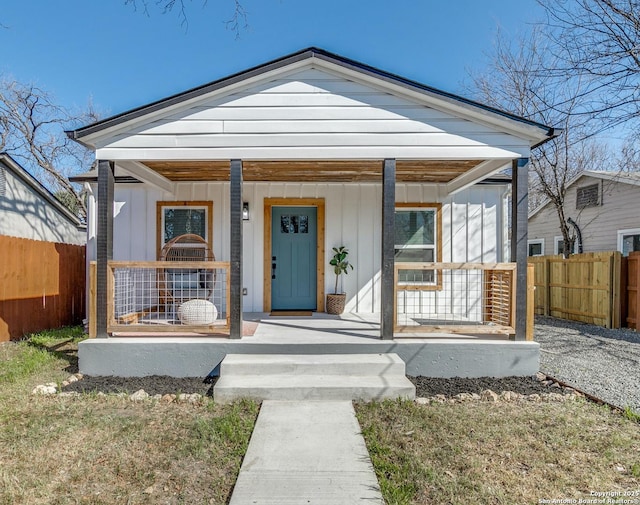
[63,375,217,396]
[63,374,553,398]
[408,375,553,397]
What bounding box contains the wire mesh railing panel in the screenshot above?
[108,261,230,332]
[395,263,515,333]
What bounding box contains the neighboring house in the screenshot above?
[67,47,555,378]
[0,153,85,245]
[528,170,640,256]
[0,153,86,341]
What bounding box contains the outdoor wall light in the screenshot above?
[242,202,250,220]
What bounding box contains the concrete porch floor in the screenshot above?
[247,311,514,342]
[79,312,539,378]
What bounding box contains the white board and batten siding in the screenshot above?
[94,68,530,162]
[91,181,507,313]
[0,161,84,245]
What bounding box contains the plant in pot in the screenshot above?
[326,246,354,315]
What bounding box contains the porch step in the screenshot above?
[213,353,416,403]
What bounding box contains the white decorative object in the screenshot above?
[177,299,218,325]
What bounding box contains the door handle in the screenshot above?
[272,260,276,279]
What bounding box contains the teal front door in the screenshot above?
[271,206,317,310]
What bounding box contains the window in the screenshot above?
[528,239,544,256]
[554,236,577,255]
[618,228,640,257]
[576,183,600,209]
[156,201,213,258]
[280,214,309,234]
[394,204,442,288]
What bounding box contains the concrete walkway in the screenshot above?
[229,400,385,504]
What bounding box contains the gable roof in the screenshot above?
[0,153,85,229]
[67,47,556,147]
[580,170,640,187]
[528,169,640,219]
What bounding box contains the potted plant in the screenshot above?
[326,246,354,314]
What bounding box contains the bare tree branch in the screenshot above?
[469,28,610,257]
[0,77,96,219]
[539,0,640,136]
[124,0,248,36]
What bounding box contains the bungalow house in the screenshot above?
[528,170,640,256]
[67,48,555,380]
[0,153,86,340]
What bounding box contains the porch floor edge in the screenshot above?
[78,338,540,379]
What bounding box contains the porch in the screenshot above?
[89,260,533,339]
[78,311,540,378]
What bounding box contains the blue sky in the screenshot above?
[1,0,543,121]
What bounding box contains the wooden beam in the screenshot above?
[381,158,396,339]
[230,159,243,339]
[142,159,483,183]
[511,158,529,341]
[96,160,114,338]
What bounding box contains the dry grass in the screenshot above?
[356,400,640,505]
[0,334,259,505]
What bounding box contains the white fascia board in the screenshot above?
[581,170,640,187]
[311,58,553,146]
[117,161,175,193]
[95,145,529,161]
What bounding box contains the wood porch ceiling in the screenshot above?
[142,160,483,183]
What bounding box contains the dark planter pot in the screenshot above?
[326,293,347,315]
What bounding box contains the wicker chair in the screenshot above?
[159,234,216,322]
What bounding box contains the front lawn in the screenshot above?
[0,329,259,505]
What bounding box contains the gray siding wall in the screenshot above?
[528,175,640,254]
[0,163,84,245]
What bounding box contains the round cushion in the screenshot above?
[177,299,218,325]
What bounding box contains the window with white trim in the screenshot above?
[157,201,213,257]
[554,236,577,255]
[395,207,438,285]
[528,239,544,256]
[618,228,640,257]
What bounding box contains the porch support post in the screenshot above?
[96,160,114,338]
[229,159,243,339]
[511,157,529,341]
[381,158,396,339]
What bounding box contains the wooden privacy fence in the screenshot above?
[0,236,86,341]
[529,252,622,329]
[625,251,640,330]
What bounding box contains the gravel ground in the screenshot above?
[535,315,640,412]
